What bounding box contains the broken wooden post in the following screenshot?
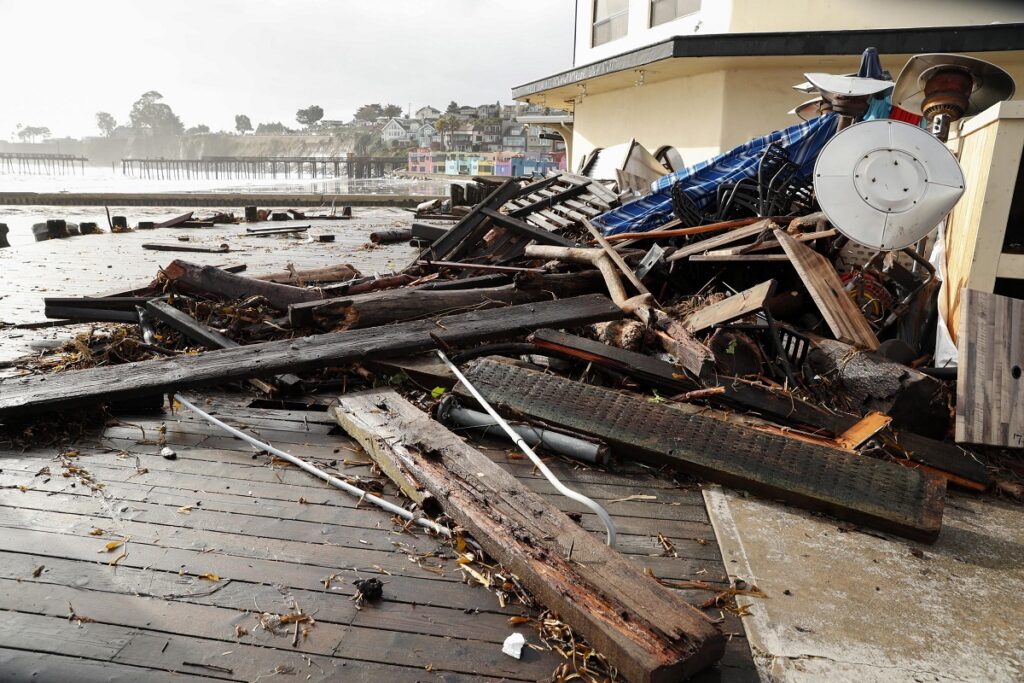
[368,229,413,244]
[0,224,9,249]
[458,359,947,542]
[332,389,725,682]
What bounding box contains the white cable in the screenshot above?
[173,394,450,537]
[434,350,617,547]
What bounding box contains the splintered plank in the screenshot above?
[459,360,946,542]
[332,390,725,683]
[956,288,1024,447]
[683,280,774,333]
[0,294,622,419]
[775,229,880,349]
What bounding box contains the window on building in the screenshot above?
[650,0,700,26]
[592,0,628,47]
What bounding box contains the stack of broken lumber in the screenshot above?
[0,170,1014,681]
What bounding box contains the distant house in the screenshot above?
[415,106,441,121]
[319,119,348,129]
[415,122,438,147]
[458,106,479,118]
[381,118,418,143]
[502,124,527,152]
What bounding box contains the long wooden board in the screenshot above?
[683,280,774,333]
[956,288,1024,447]
[459,359,946,542]
[0,295,622,419]
[332,390,725,683]
[775,229,880,349]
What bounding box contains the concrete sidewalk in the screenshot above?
[705,485,1024,682]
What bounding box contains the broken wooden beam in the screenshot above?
[478,207,577,247]
[0,295,623,420]
[288,271,603,330]
[162,260,322,310]
[144,300,302,394]
[155,211,194,229]
[458,359,946,542]
[775,229,880,349]
[331,389,725,682]
[414,178,523,265]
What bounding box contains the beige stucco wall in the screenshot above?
[728,0,1024,33]
[571,69,726,171]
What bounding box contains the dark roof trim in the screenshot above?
[512,23,1024,98]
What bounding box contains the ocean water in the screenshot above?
[0,167,450,246]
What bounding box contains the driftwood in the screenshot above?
[369,229,413,244]
[289,271,603,330]
[162,260,322,310]
[254,264,361,285]
[332,390,725,683]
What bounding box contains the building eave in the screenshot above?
[512,23,1024,101]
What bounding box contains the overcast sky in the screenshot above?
[0,0,575,140]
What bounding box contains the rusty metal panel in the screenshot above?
[461,359,945,543]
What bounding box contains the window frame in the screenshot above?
[592,0,629,47]
[649,0,701,28]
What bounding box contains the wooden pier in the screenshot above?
[0,153,88,175]
[121,156,406,181]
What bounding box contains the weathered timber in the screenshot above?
[163,259,322,310]
[155,211,194,229]
[42,306,139,323]
[145,300,301,393]
[0,295,623,419]
[43,296,154,311]
[254,263,362,285]
[775,229,880,349]
[331,389,725,683]
[956,289,1024,448]
[415,274,509,291]
[459,359,947,542]
[290,271,603,330]
[807,335,951,439]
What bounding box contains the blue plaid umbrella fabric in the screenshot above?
[595,113,840,235]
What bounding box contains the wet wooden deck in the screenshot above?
[0,217,757,681]
[0,395,756,681]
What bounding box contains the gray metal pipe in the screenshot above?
[445,404,608,466]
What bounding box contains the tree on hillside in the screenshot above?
[382,104,403,118]
[435,114,458,151]
[353,103,384,122]
[17,125,51,143]
[446,101,459,114]
[256,121,293,135]
[129,91,184,135]
[185,124,211,134]
[296,105,324,127]
[354,132,373,156]
[95,112,116,137]
[235,114,253,134]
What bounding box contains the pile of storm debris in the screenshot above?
[1,49,1022,682]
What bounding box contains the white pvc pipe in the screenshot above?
[434,350,617,547]
[173,394,450,537]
